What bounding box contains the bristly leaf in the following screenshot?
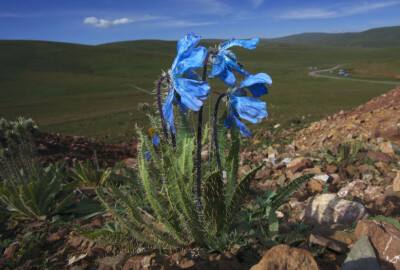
[225,162,265,228]
[267,173,315,210]
[225,126,241,203]
[203,171,226,235]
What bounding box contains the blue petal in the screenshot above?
[174,95,188,114]
[225,57,250,77]
[221,38,259,50]
[186,71,200,80]
[172,46,207,75]
[145,151,151,160]
[209,55,226,78]
[177,32,200,56]
[230,95,268,124]
[239,73,272,97]
[153,135,160,146]
[217,69,236,87]
[224,110,252,137]
[162,90,175,132]
[173,78,210,111]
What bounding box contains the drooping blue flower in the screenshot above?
[153,134,160,146]
[162,33,210,133]
[145,151,151,160]
[210,38,259,87]
[224,73,272,137]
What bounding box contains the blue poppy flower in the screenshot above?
[145,151,151,160]
[162,33,210,133]
[224,73,272,137]
[153,134,160,146]
[210,38,259,87]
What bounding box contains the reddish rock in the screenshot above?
[355,220,400,269]
[250,244,320,270]
[366,152,393,163]
[3,242,18,260]
[381,125,400,142]
[308,178,325,194]
[393,171,400,192]
[326,165,338,174]
[286,157,312,174]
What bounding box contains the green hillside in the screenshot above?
[0,36,399,142]
[269,26,400,48]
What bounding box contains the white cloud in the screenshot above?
[250,0,264,8]
[277,1,400,20]
[278,9,337,19]
[154,19,216,28]
[84,16,134,28]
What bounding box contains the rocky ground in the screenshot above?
[1,87,400,269]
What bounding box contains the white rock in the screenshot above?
[303,193,369,226]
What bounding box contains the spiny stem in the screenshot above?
[156,76,169,144]
[196,50,212,206]
[213,92,228,172]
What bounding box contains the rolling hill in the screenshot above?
[267,26,400,48]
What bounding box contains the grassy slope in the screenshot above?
[0,39,399,142]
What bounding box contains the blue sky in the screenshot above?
[1,0,400,45]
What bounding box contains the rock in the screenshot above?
[355,220,400,269]
[97,253,129,270]
[337,180,367,198]
[308,178,325,194]
[358,164,380,177]
[379,141,396,156]
[216,252,241,270]
[309,234,348,253]
[364,186,385,203]
[393,171,400,192]
[286,158,312,174]
[346,165,360,179]
[313,174,331,183]
[250,244,319,270]
[366,152,392,163]
[303,193,369,226]
[375,162,391,175]
[381,125,400,142]
[3,242,18,259]
[341,235,381,270]
[98,266,113,270]
[326,165,338,174]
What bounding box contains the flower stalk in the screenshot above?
[213,92,228,171]
[156,75,169,144]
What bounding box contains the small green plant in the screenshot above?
[324,140,362,164]
[0,118,75,220]
[70,157,112,187]
[236,173,315,244]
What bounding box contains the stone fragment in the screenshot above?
[97,253,129,270]
[366,152,392,163]
[379,141,396,156]
[250,244,319,270]
[341,235,381,270]
[355,220,400,270]
[381,125,400,142]
[326,165,338,174]
[308,178,325,194]
[309,234,348,253]
[393,171,400,192]
[337,180,367,198]
[303,193,369,226]
[3,242,18,259]
[286,157,312,174]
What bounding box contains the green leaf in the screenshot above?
[203,171,226,235]
[267,173,315,210]
[225,126,240,203]
[225,162,265,228]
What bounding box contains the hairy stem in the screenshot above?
[196,50,212,206]
[156,76,169,144]
[213,92,228,172]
